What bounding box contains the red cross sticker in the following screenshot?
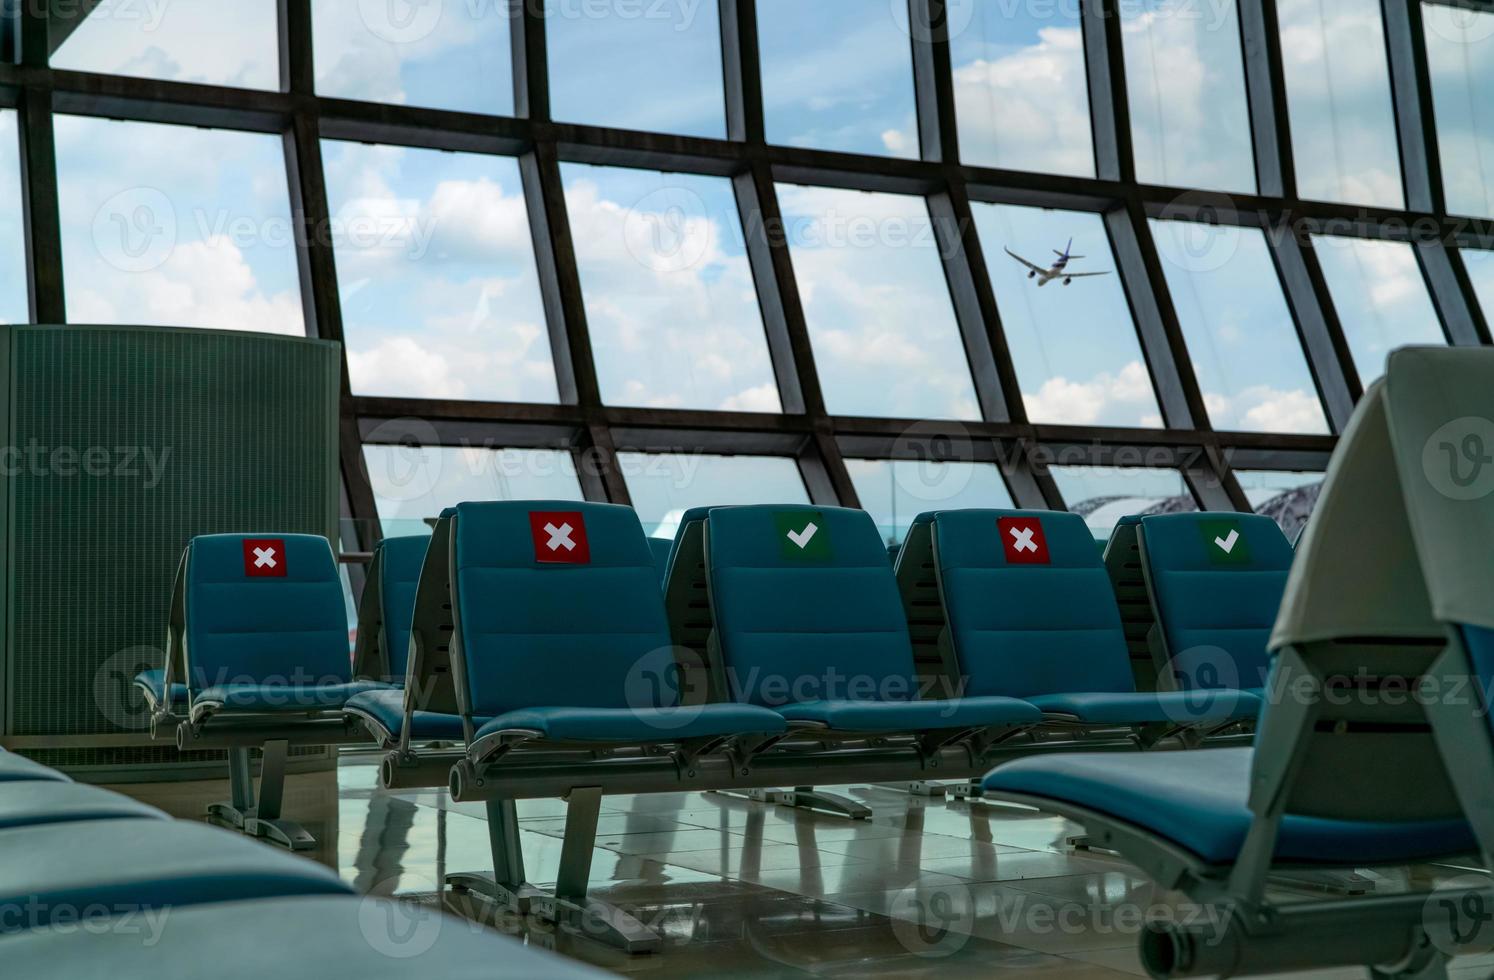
[998,517,1050,565]
[242,538,287,578]
[529,511,591,565]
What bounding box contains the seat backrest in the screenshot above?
[706,505,918,706]
[647,537,673,587]
[893,517,959,696]
[451,501,675,716]
[184,533,351,691]
[1102,516,1162,690]
[1140,512,1292,692]
[662,507,726,704]
[377,536,428,681]
[932,510,1135,698]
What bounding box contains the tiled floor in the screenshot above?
[111,757,1492,978]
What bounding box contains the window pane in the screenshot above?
[1278,0,1403,208]
[0,112,27,324]
[974,203,1162,428]
[1050,466,1197,539]
[313,0,513,115]
[1235,469,1322,540]
[57,117,304,334]
[848,459,1014,546]
[323,141,558,403]
[617,453,810,537]
[51,0,279,90]
[777,185,981,420]
[1310,235,1445,384]
[563,164,780,412]
[756,0,918,158]
[1464,248,1494,320]
[362,445,583,537]
[1423,3,1494,218]
[952,0,1094,176]
[1151,220,1328,434]
[546,0,725,138]
[1121,0,1255,193]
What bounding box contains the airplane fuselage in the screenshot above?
[1034,255,1070,286]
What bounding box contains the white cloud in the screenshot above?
[1023,361,1161,427]
[952,27,1094,176]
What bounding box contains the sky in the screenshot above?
[5,0,1489,528]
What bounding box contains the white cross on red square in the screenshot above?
[241,538,288,578]
[528,511,591,564]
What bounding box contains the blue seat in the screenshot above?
[475,703,790,743]
[647,536,673,587]
[0,748,70,783]
[0,781,166,830]
[176,534,390,722]
[132,668,188,712]
[449,501,787,756]
[1139,513,1294,692]
[0,819,352,934]
[371,534,429,682]
[706,505,1041,734]
[7,895,608,978]
[921,509,1259,727]
[344,687,478,742]
[986,747,1473,866]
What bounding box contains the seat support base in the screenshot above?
[711,786,872,820]
[206,740,316,851]
[449,788,663,955]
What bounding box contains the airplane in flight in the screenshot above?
[1005,239,1111,286]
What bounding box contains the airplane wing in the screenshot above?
[1004,247,1048,274]
[1063,271,1111,278]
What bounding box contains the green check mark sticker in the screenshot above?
[776,511,832,561]
[1198,519,1251,565]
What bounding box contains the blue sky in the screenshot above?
[1423,4,1494,218]
[322,140,558,403]
[3,0,1485,452]
[1310,234,1447,383]
[976,202,1162,427]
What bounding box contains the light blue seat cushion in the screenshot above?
[132,668,189,709]
[194,680,392,714]
[1140,513,1293,691]
[707,506,924,707]
[185,534,353,691]
[378,535,430,680]
[6,895,608,979]
[475,704,786,744]
[0,782,166,830]
[452,502,679,719]
[344,688,482,742]
[984,747,1475,866]
[1025,689,1261,725]
[779,697,1040,732]
[0,819,353,933]
[0,749,68,783]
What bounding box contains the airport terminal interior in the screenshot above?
[1,0,1494,977]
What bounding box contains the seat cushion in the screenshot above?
[133,668,189,709]
[779,696,1041,733]
[984,747,1475,866]
[0,749,68,783]
[0,782,166,830]
[475,704,787,744]
[5,895,607,979]
[344,688,483,743]
[0,819,352,933]
[1025,689,1261,725]
[194,680,393,715]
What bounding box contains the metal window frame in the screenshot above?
[3,0,1490,544]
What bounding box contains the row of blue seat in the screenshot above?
[0,748,598,975]
[126,489,1299,950]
